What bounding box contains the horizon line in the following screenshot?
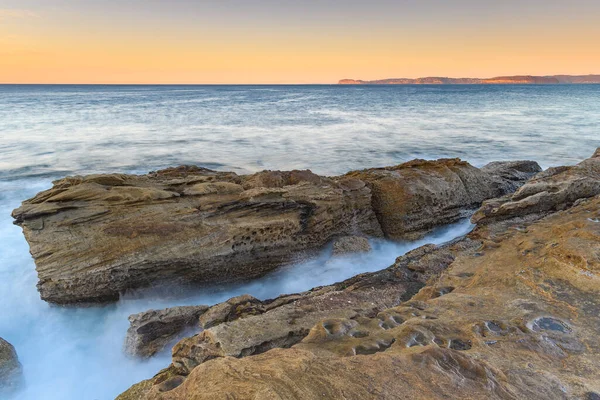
[3,73,600,86]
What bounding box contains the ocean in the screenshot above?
[0,84,598,399]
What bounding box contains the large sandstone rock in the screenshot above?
[11,167,382,304]
[0,338,22,390]
[473,148,600,224]
[12,159,537,304]
[118,194,600,400]
[347,158,540,239]
[125,305,209,358]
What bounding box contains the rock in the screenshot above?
[473,149,600,224]
[118,237,475,397]
[0,338,22,390]
[12,158,535,304]
[347,158,539,239]
[172,284,408,376]
[199,294,264,329]
[331,235,371,256]
[119,193,600,400]
[125,305,209,358]
[11,167,382,304]
[481,160,543,193]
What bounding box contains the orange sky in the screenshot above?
[1,1,599,84]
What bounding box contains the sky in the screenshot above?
[1,0,599,84]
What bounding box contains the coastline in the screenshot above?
[7,148,600,399]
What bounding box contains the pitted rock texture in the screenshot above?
[347,158,540,239]
[118,194,600,400]
[473,148,600,224]
[125,305,209,358]
[0,338,22,390]
[117,238,478,398]
[11,167,382,304]
[12,159,536,304]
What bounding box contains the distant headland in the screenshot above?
[338,75,600,84]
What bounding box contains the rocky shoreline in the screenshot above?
[11,149,600,399]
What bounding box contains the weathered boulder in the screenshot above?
[331,235,371,256]
[481,160,543,193]
[347,158,540,239]
[0,338,22,390]
[12,158,537,304]
[125,305,209,358]
[11,167,382,304]
[473,148,600,224]
[118,194,600,400]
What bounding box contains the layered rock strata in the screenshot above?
[12,168,381,304]
[12,159,539,304]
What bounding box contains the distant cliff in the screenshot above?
[339,75,600,84]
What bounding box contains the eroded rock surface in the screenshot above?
[0,338,22,390]
[12,167,381,304]
[117,237,477,398]
[473,149,600,224]
[12,158,535,304]
[119,192,600,400]
[125,305,209,358]
[347,158,540,239]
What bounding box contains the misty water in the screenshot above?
[1,84,599,399]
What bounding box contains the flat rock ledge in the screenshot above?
[118,150,600,400]
[12,158,538,304]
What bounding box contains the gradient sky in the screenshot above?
[1,0,599,83]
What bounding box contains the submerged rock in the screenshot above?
[125,305,209,358]
[12,158,537,304]
[331,235,371,256]
[0,338,22,390]
[119,191,600,400]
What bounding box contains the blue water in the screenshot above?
[1,84,599,180]
[0,84,598,399]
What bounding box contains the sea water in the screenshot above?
[0,84,598,399]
